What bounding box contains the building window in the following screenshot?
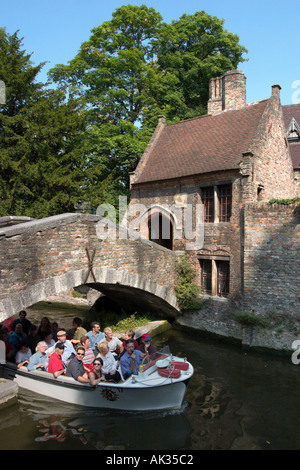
[203,187,214,223]
[200,183,232,223]
[218,185,232,222]
[199,257,230,298]
[216,260,230,297]
[148,212,173,250]
[200,259,212,295]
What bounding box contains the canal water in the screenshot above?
[0,302,300,451]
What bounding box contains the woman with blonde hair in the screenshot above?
[96,342,121,382]
[28,341,49,371]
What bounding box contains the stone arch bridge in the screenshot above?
[0,213,181,323]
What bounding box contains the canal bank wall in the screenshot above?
[175,303,300,355]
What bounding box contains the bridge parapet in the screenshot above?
[0,213,180,322]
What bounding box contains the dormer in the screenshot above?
[286,117,300,142]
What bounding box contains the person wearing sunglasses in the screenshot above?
[65,347,90,383]
[89,358,104,386]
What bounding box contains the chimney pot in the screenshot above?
[272,84,281,96]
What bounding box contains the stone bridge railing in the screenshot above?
[0,213,180,322]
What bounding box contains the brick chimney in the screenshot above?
[208,70,246,115]
[271,84,281,97]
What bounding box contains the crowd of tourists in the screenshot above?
[0,310,157,385]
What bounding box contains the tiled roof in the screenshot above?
[282,104,300,127]
[134,100,269,184]
[282,104,300,169]
[288,143,300,169]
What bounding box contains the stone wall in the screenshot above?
[0,213,179,321]
[176,202,300,354]
[243,202,300,316]
[130,169,245,300]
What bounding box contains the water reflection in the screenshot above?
[6,389,191,450]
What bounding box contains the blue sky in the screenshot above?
[1,0,299,106]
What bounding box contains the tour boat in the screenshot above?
[0,341,193,411]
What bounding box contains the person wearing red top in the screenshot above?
[122,329,139,351]
[48,343,65,378]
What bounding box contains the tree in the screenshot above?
[0,30,88,217]
[49,6,247,200]
[49,5,166,195]
[156,11,248,120]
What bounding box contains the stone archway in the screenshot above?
[0,266,179,322]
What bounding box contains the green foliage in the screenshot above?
[0,30,88,218]
[86,309,155,333]
[49,5,247,205]
[1,7,248,217]
[156,10,248,120]
[233,311,270,328]
[269,197,300,205]
[174,254,203,310]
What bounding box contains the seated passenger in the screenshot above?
[71,317,87,347]
[9,323,26,359]
[47,330,76,367]
[96,343,121,383]
[85,322,105,354]
[122,329,139,351]
[120,339,144,380]
[25,324,41,354]
[65,347,90,383]
[89,358,104,386]
[15,342,32,369]
[99,327,123,359]
[48,342,65,378]
[37,317,52,341]
[138,333,157,359]
[0,327,14,362]
[44,332,55,350]
[28,341,49,371]
[80,336,95,371]
[11,310,32,335]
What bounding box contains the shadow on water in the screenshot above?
[0,388,191,450]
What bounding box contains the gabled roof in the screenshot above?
[282,104,300,128]
[282,104,300,169]
[134,99,269,185]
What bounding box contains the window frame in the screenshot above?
[198,255,230,298]
[200,182,232,223]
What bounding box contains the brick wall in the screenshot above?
[243,202,300,316]
[207,70,246,115]
[240,92,296,203]
[130,169,244,299]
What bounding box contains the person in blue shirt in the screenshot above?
[86,322,105,354]
[9,323,26,359]
[28,341,49,371]
[120,339,144,379]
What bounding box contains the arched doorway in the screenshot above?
[148,211,173,250]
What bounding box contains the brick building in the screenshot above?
[128,70,298,307]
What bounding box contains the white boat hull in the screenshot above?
[0,356,193,412]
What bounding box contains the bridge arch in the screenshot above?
[0,213,180,322]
